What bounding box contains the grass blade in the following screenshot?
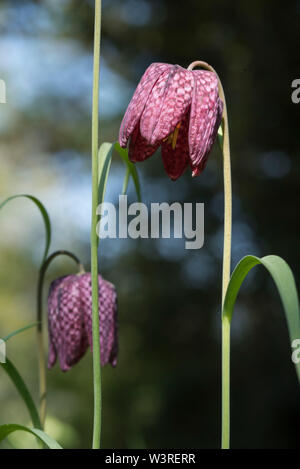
[223,254,300,381]
[121,167,130,196]
[114,142,141,202]
[1,359,42,429]
[1,323,41,428]
[0,194,51,264]
[98,142,114,206]
[0,424,62,449]
[2,322,39,343]
[1,322,42,428]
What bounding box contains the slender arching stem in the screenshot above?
[37,250,84,429]
[91,0,102,449]
[188,61,232,449]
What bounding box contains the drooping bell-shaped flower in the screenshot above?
[48,273,118,372]
[119,62,223,180]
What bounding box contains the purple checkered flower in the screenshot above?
[47,273,118,372]
[119,62,223,180]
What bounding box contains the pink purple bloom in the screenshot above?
[119,62,223,180]
[47,273,118,372]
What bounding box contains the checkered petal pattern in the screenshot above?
[119,62,222,179]
[142,65,194,146]
[188,70,223,176]
[119,62,172,148]
[48,273,118,372]
[129,121,160,162]
[161,111,190,180]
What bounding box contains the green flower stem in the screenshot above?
[218,76,232,451]
[91,0,102,449]
[188,61,232,449]
[37,250,84,428]
[221,315,231,449]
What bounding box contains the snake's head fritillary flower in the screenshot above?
[48,273,118,372]
[119,62,223,180]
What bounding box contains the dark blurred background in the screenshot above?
[0,0,299,449]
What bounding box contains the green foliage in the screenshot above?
[223,255,300,382]
[1,360,42,430]
[98,142,114,206]
[3,323,39,343]
[0,424,62,449]
[114,142,141,202]
[98,141,141,208]
[1,322,41,429]
[0,195,51,264]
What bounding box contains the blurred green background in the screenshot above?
[0,0,300,449]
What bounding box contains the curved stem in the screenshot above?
[188,61,232,449]
[91,0,102,449]
[37,250,84,429]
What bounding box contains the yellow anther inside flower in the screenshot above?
[172,122,181,149]
[163,134,173,143]
[162,122,181,149]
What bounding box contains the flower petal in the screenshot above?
[139,65,178,143]
[191,96,223,177]
[80,274,118,367]
[188,70,223,171]
[148,67,194,145]
[161,111,190,180]
[119,63,172,148]
[129,122,160,162]
[48,340,57,369]
[47,276,88,372]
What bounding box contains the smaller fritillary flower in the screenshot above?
[48,273,118,372]
[119,62,223,180]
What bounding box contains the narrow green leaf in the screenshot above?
[1,323,41,429]
[122,167,130,196]
[217,124,224,150]
[98,142,114,206]
[114,142,141,202]
[1,359,42,429]
[223,254,300,382]
[97,142,114,247]
[0,424,62,449]
[2,322,39,343]
[0,194,51,263]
